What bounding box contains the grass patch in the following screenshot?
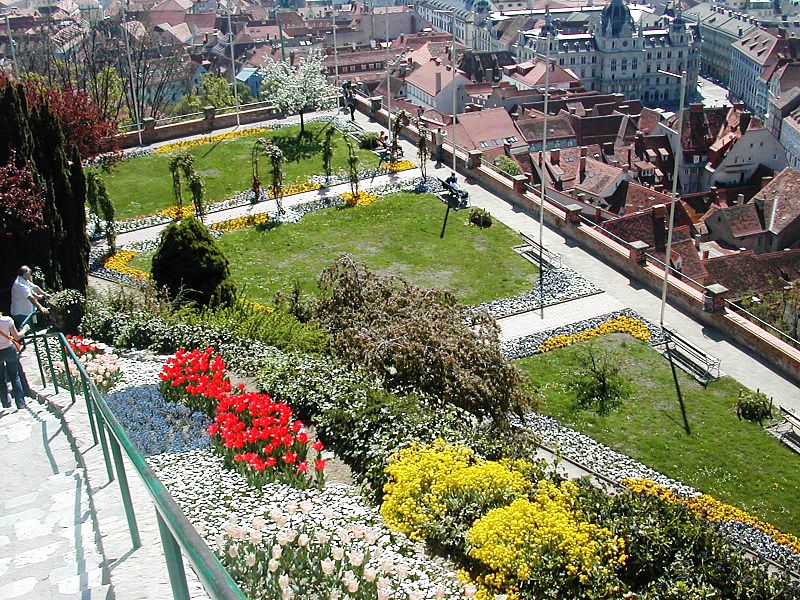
[515,333,800,536]
[130,192,536,305]
[105,122,378,219]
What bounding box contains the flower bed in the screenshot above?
[53,334,122,392]
[501,309,666,360]
[101,250,150,281]
[341,191,379,207]
[209,213,270,232]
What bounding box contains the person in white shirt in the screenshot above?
[10,266,49,329]
[0,311,29,410]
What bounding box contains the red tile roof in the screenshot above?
[753,166,800,236]
[704,249,800,294]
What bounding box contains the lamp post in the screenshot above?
[218,1,240,127]
[657,68,688,327]
[4,15,19,79]
[435,8,457,174]
[116,0,143,147]
[385,3,392,148]
[332,7,339,89]
[538,29,551,311]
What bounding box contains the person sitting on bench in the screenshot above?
[378,132,389,149]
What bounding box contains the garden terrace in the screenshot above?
[516,333,800,536]
[130,192,538,305]
[104,122,379,219]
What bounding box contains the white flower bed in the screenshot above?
[147,450,466,599]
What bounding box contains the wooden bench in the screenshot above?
[653,327,721,384]
[782,408,800,442]
[437,178,469,208]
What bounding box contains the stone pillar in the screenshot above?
[203,105,216,130]
[466,150,482,169]
[564,203,583,224]
[703,283,729,313]
[511,174,529,194]
[369,96,383,113]
[629,240,649,265]
[141,117,156,145]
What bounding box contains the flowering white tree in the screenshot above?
[259,50,338,135]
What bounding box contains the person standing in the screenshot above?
[11,266,49,330]
[0,311,28,410]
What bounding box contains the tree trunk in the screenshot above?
[299,109,305,135]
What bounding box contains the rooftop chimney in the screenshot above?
[653,203,667,221]
[761,175,773,189]
[702,249,709,260]
[690,102,704,113]
[550,148,560,164]
[580,146,588,157]
[736,193,745,205]
[740,111,752,133]
[435,71,442,94]
[579,156,587,181]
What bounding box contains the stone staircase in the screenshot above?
[0,399,110,599]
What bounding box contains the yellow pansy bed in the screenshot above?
[158,205,197,220]
[271,180,322,198]
[153,127,274,155]
[102,250,150,281]
[341,191,378,207]
[241,298,275,313]
[537,315,652,353]
[209,213,270,232]
[386,160,417,173]
[622,478,800,555]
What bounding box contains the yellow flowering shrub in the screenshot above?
[241,299,275,313]
[272,180,322,198]
[386,160,416,173]
[153,127,273,155]
[341,191,379,207]
[158,205,196,220]
[623,478,800,555]
[538,315,651,353]
[209,213,270,232]
[380,440,533,545]
[466,480,626,600]
[102,250,150,280]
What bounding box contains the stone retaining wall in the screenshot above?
[352,94,800,384]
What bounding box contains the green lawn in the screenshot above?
[105,122,379,219]
[516,334,800,536]
[131,192,537,305]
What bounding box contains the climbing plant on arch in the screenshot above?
[168,151,205,220]
[251,138,285,213]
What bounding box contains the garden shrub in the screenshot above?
[735,389,773,424]
[151,217,236,308]
[358,131,380,150]
[314,257,533,425]
[48,289,85,333]
[568,344,630,414]
[381,440,535,558]
[468,207,492,228]
[465,480,627,600]
[579,482,799,599]
[491,155,522,176]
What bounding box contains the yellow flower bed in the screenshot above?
[241,299,275,313]
[158,205,196,220]
[209,213,269,232]
[466,480,626,600]
[102,250,150,280]
[153,127,273,155]
[341,191,378,207]
[381,440,533,542]
[270,180,322,198]
[622,478,800,555]
[387,159,416,173]
[538,315,651,353]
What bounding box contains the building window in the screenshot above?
[632,58,638,70]
[621,58,627,71]
[611,59,617,71]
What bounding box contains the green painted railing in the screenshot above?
[26,324,246,600]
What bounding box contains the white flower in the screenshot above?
[245,553,256,567]
[316,529,330,545]
[252,516,265,530]
[282,589,294,600]
[215,534,226,548]
[364,529,379,545]
[227,546,238,558]
[249,530,263,544]
[286,502,298,515]
[380,558,394,574]
[300,500,314,514]
[347,549,364,567]
[322,506,334,520]
[268,558,280,573]
[330,592,340,600]
[364,567,377,583]
[297,533,309,547]
[408,591,422,600]
[272,545,283,560]
[321,558,335,575]
[337,528,351,544]
[464,584,477,598]
[278,574,290,589]
[395,564,409,580]
[346,579,359,594]
[331,546,344,561]
[435,586,447,599]
[270,508,287,527]
[378,588,391,600]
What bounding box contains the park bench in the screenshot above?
[652,327,721,384]
[437,177,469,209]
[517,231,562,269]
[781,407,800,444]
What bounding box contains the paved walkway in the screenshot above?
[0,389,108,599]
[347,110,800,411]
[497,293,625,342]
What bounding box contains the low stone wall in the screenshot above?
[353,95,800,384]
[116,104,282,149]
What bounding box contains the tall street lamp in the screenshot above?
[657,68,688,327]
[4,15,19,79]
[538,23,552,312]
[331,7,339,89]
[116,0,143,146]
[435,8,457,174]
[219,1,240,127]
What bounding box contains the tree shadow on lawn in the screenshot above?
[271,126,327,163]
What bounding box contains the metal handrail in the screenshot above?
[724,299,800,348]
[29,331,246,600]
[643,252,707,292]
